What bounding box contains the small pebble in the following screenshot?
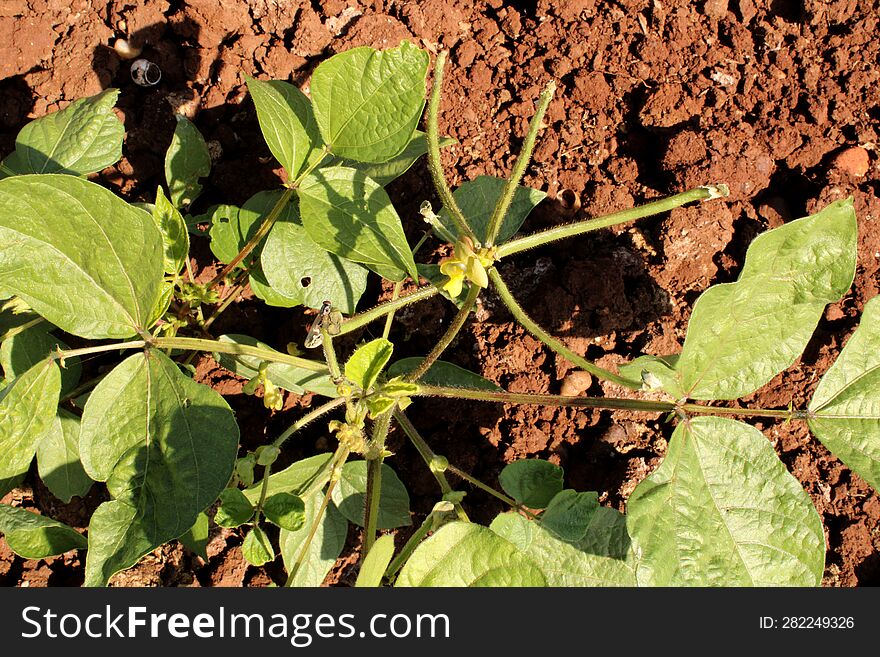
[560,371,593,396]
[832,146,870,178]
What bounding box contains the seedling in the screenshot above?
[0,42,875,587]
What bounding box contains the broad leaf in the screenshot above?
[243,453,333,505]
[539,490,599,541]
[0,174,165,339]
[80,350,239,586]
[345,338,393,391]
[179,511,210,560]
[311,43,429,163]
[242,526,274,566]
[491,509,635,586]
[0,472,25,498]
[298,167,418,282]
[247,77,324,180]
[263,492,306,531]
[344,131,456,186]
[670,199,857,399]
[261,200,369,314]
[355,533,396,587]
[280,494,347,587]
[0,504,87,559]
[1,325,81,395]
[498,459,564,508]
[809,295,880,492]
[396,522,546,587]
[437,176,547,244]
[248,270,301,308]
[164,114,211,209]
[2,89,123,176]
[627,416,825,586]
[152,186,190,275]
[215,334,337,397]
[215,488,255,528]
[618,354,679,392]
[0,357,60,479]
[331,460,411,529]
[387,358,500,391]
[36,410,93,503]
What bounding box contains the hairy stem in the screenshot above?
[384,513,438,582]
[426,51,476,243]
[489,268,639,390]
[363,412,393,555]
[404,284,480,383]
[337,286,438,336]
[272,397,347,449]
[497,184,729,258]
[445,463,538,520]
[484,81,556,247]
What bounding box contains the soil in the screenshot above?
[2,0,879,587]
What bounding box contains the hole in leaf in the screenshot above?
[300,277,311,288]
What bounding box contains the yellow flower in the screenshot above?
[439,237,495,297]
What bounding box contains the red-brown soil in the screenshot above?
[1,0,878,587]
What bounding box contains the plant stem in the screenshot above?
[445,463,538,520]
[0,316,46,343]
[208,187,295,289]
[337,285,438,336]
[426,50,476,243]
[488,268,639,390]
[362,412,392,555]
[484,81,556,248]
[285,444,350,586]
[382,234,430,340]
[404,284,480,383]
[272,396,347,449]
[384,513,437,582]
[394,410,469,522]
[254,463,273,518]
[417,384,807,420]
[321,328,342,381]
[496,184,730,258]
[287,145,333,189]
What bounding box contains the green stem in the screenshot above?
[0,316,46,343]
[384,514,437,582]
[202,280,245,331]
[426,51,476,243]
[445,463,538,520]
[489,268,639,390]
[382,234,431,340]
[362,412,392,555]
[496,184,729,258]
[404,284,480,383]
[208,187,295,289]
[288,145,333,189]
[394,410,469,522]
[484,81,556,248]
[337,285,438,336]
[418,384,805,420]
[285,444,350,586]
[254,463,273,518]
[321,328,342,381]
[272,396,347,449]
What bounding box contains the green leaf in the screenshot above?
[2,89,123,176]
[490,509,636,586]
[80,350,239,586]
[345,338,393,391]
[280,494,347,587]
[0,357,60,479]
[261,200,369,314]
[248,271,301,308]
[215,334,337,397]
[36,410,93,503]
[539,489,599,541]
[1,325,81,395]
[0,297,41,342]
[355,533,395,587]
[179,511,210,560]
[311,43,429,163]
[208,203,253,266]
[618,354,680,394]
[344,131,455,186]
[246,77,324,180]
[437,176,547,244]
[152,186,190,275]
[498,459,564,508]
[670,199,857,400]
[627,416,825,586]
[387,358,500,391]
[298,167,418,282]
[243,453,333,505]
[242,526,274,567]
[215,488,255,528]
[263,492,306,531]
[396,522,546,586]
[0,174,165,339]
[809,295,880,493]
[0,504,87,559]
[0,472,25,498]
[331,460,411,529]
[164,114,211,209]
